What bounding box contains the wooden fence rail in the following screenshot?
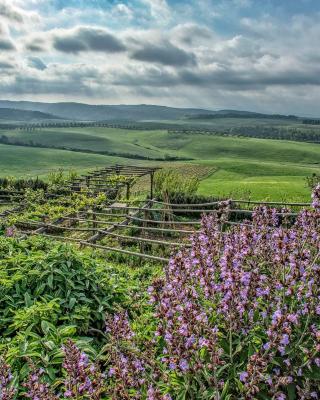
[21,231,169,263]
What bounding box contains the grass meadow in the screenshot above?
[0,126,318,201]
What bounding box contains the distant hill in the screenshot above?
[0,101,307,122]
[0,101,214,121]
[187,110,299,120]
[0,108,61,121]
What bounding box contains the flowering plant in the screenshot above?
[147,186,320,399]
[0,186,319,399]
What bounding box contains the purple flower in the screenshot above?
[169,361,176,370]
[239,371,248,382]
[179,359,189,372]
[4,226,17,237]
[287,314,299,324]
[283,359,290,367]
[263,342,270,350]
[280,334,290,346]
[62,340,104,398]
[0,358,16,400]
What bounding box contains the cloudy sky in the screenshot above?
[0,0,320,115]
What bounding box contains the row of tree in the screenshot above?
[168,126,320,143]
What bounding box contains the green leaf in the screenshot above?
[19,363,31,380]
[221,380,230,399]
[41,320,51,335]
[46,367,56,381]
[24,292,32,307]
[47,274,54,289]
[69,297,77,309]
[287,383,296,400]
[44,341,56,351]
[58,325,77,336]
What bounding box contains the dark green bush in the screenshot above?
[0,237,126,378]
[0,237,121,336]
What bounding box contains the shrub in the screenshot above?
[0,238,120,336]
[0,237,124,379]
[0,177,47,191]
[306,173,320,190]
[154,169,199,202]
[146,189,320,399]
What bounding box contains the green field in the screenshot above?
[0,126,319,201]
[0,143,142,177]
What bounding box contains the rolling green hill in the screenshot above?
[0,143,141,177]
[0,126,318,201]
[0,128,174,160]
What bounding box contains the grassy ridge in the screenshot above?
[1,128,172,159]
[0,126,319,200]
[0,143,142,178]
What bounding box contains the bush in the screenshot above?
[0,177,47,191]
[0,238,120,335]
[306,173,320,189]
[0,237,124,378]
[154,169,199,202]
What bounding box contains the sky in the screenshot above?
[0,0,320,115]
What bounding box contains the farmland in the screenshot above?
[1,0,320,396]
[0,125,319,201]
[0,114,319,397]
[0,122,319,399]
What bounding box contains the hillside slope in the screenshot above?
[0,126,318,200]
[0,108,61,121]
[0,101,213,121]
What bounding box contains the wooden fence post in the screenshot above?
[126,182,130,201]
[150,172,154,199]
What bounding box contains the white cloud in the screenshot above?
[0,0,40,27]
[112,4,134,20]
[0,1,320,115]
[141,0,172,24]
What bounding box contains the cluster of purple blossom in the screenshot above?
[0,358,16,400]
[148,187,320,398]
[0,187,319,399]
[4,226,17,238]
[23,365,57,400]
[312,184,320,210]
[62,340,104,399]
[104,312,172,399]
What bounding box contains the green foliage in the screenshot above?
[4,191,107,227]
[23,188,45,207]
[47,168,78,193]
[0,237,126,377]
[0,238,118,334]
[4,321,95,383]
[0,234,159,388]
[154,169,199,201]
[0,176,47,191]
[306,173,320,189]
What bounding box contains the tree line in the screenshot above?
[168,126,320,143]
